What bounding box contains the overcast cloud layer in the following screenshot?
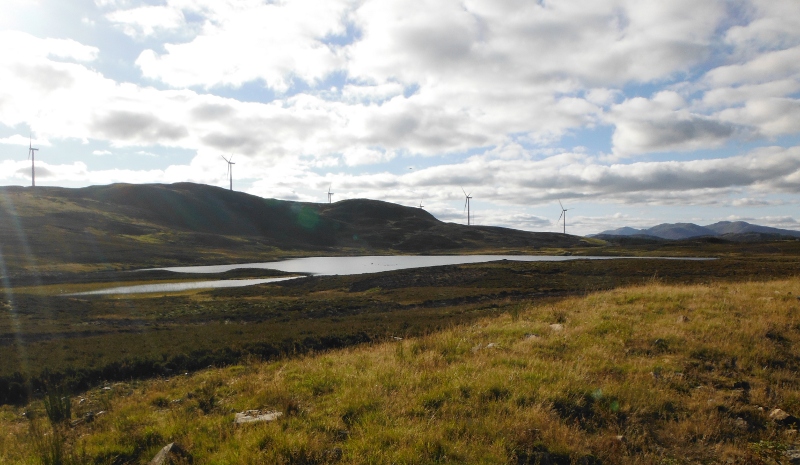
[1,0,799,235]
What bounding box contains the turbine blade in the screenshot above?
[461,186,467,196]
[558,199,564,210]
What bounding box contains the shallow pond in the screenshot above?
[150,255,626,275]
[82,255,711,295]
[70,277,298,296]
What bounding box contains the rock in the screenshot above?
[549,323,564,331]
[234,409,283,424]
[523,333,540,340]
[486,342,498,349]
[148,443,192,465]
[676,315,689,323]
[786,448,800,465]
[770,408,800,427]
[734,417,749,430]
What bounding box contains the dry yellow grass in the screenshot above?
[2,278,800,464]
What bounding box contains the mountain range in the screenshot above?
[596,221,800,240]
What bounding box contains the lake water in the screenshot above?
[78,255,711,295]
[150,255,628,275]
[70,277,298,296]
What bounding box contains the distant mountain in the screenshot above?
[645,223,717,240]
[705,221,800,237]
[598,227,645,236]
[597,221,800,240]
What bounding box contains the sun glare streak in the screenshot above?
[0,243,32,385]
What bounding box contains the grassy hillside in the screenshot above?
[3,254,800,407]
[2,278,800,464]
[0,183,591,277]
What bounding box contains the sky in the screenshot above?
[1,0,799,236]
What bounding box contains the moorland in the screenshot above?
[2,183,800,464]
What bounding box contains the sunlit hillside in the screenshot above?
[3,278,799,464]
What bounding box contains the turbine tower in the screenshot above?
[222,155,234,191]
[327,184,334,203]
[28,135,39,187]
[462,187,472,225]
[418,196,424,209]
[558,200,572,234]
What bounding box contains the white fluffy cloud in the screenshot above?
[2,0,800,234]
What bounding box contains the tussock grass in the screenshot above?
[2,279,800,463]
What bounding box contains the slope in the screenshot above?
[0,183,589,275]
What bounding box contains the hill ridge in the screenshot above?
[597,220,800,240]
[0,182,590,274]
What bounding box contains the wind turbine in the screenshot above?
[418,196,425,209]
[222,155,234,191]
[28,134,39,187]
[557,199,572,234]
[462,187,472,225]
[327,184,334,203]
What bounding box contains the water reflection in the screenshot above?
[151,255,622,276]
[70,277,298,296]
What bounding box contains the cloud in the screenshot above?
[717,98,800,138]
[106,5,186,38]
[0,31,98,63]
[0,134,51,147]
[342,147,395,166]
[135,0,352,91]
[609,92,739,155]
[91,110,189,142]
[92,150,111,155]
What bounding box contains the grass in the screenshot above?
[2,278,800,464]
[4,256,800,406]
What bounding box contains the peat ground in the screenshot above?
[3,246,800,405]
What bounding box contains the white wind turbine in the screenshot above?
[418,195,425,208]
[462,187,473,225]
[557,199,572,234]
[28,134,39,187]
[327,184,334,203]
[222,155,235,191]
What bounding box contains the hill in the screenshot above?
[0,183,590,275]
[4,276,800,464]
[597,220,800,241]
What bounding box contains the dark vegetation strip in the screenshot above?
[2,255,800,406]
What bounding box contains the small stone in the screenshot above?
[486,343,498,349]
[676,315,689,323]
[148,443,191,465]
[392,336,403,341]
[234,409,283,424]
[615,435,625,442]
[549,323,564,331]
[734,417,748,430]
[786,448,800,465]
[524,333,540,340]
[770,408,800,427]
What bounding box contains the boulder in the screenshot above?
[770,408,800,427]
[234,409,283,424]
[549,324,564,331]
